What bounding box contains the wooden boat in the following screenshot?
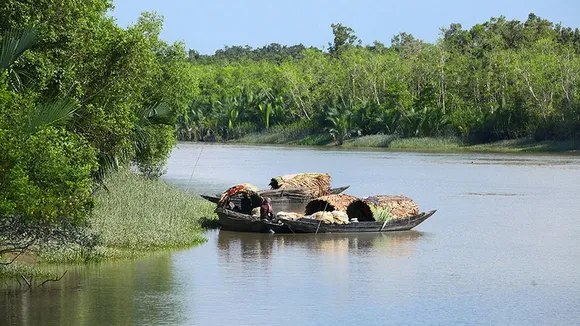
[279,210,436,234]
[215,207,292,233]
[201,185,350,205]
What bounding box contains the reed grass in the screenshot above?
[388,137,464,150]
[233,130,579,153]
[343,134,398,148]
[39,170,216,264]
[234,124,309,144]
[466,138,580,152]
[370,207,393,222]
[234,122,333,145]
[0,261,59,283]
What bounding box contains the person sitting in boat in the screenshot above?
[240,193,252,214]
[260,197,274,220]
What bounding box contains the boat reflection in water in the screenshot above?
[216,230,425,297]
[216,230,424,261]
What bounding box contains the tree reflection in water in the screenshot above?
[1,253,184,326]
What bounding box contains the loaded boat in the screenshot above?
[278,194,436,234]
[280,210,436,233]
[201,173,349,206]
[214,183,292,233]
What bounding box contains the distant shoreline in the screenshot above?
[185,133,580,154]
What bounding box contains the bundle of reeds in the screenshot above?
[269,173,331,198]
[346,195,419,222]
[304,194,358,215]
[369,206,393,222]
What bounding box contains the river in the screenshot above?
[2,143,580,325]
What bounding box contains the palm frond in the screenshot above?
[0,27,38,71]
[136,102,173,126]
[26,100,79,134]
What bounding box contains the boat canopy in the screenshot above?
[218,183,261,206]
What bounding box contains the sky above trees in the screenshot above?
[110,0,579,54]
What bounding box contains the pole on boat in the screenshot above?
[315,220,322,235]
[379,219,388,232]
[314,201,329,235]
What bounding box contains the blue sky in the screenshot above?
[110,0,579,54]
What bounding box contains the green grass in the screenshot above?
[343,134,399,148]
[294,133,334,146]
[0,261,59,284]
[233,129,580,153]
[234,121,334,146]
[234,124,308,144]
[465,138,580,152]
[39,170,216,264]
[370,207,393,222]
[389,137,464,150]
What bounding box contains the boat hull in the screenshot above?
[280,210,436,233]
[215,208,292,233]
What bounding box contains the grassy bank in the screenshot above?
[40,171,216,264]
[233,122,334,146]
[235,127,580,153]
[1,171,216,281]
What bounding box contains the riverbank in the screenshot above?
[1,171,216,282]
[233,128,580,153]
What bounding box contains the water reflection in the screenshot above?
[1,253,183,326]
[217,230,423,260]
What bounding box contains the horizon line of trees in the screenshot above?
[180,13,580,145]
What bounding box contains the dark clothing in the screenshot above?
[250,195,262,208]
[240,197,252,214]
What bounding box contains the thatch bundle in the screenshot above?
[269,173,331,198]
[346,195,419,222]
[304,194,358,215]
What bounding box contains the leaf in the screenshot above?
[26,100,79,134]
[136,102,174,126]
[0,27,38,71]
[265,102,271,128]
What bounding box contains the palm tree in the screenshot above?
[326,105,354,145]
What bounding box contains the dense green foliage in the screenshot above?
[180,14,580,145]
[0,1,196,264]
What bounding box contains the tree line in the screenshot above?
[181,14,580,145]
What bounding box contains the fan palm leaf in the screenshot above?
[0,27,38,71]
[25,100,79,134]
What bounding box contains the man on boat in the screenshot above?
[260,197,274,220]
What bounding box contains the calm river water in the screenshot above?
[3,143,580,325]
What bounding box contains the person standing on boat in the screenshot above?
[260,197,274,219]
